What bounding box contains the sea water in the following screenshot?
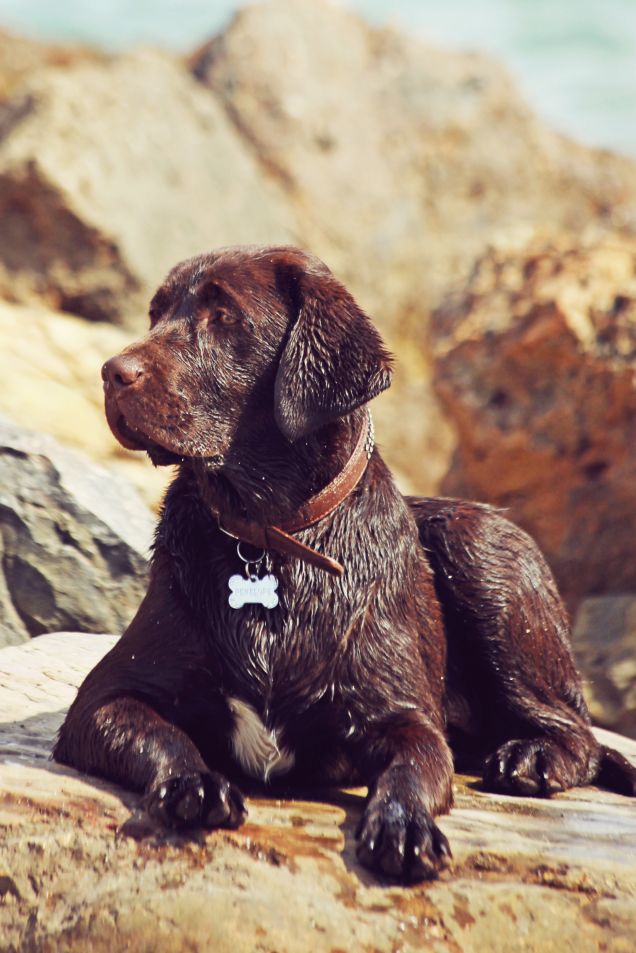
[0,0,634,157]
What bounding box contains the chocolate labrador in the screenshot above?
[55,245,636,882]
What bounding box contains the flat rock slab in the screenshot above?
[1,633,635,953]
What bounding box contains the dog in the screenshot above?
[55,245,636,883]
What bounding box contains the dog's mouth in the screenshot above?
[103,387,180,464]
[105,394,226,469]
[113,412,184,465]
[104,374,231,470]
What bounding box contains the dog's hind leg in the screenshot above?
[408,497,636,798]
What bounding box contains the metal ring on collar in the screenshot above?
[236,540,266,565]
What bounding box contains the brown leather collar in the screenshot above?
[210,412,374,577]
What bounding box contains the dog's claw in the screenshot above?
[356,796,450,883]
[144,771,247,831]
[484,739,570,798]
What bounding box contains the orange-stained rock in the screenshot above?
[433,234,636,605]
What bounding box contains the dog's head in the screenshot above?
[102,246,393,466]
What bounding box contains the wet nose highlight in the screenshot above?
[102,354,144,389]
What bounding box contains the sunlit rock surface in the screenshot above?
[0,49,294,325]
[1,632,635,952]
[0,300,169,508]
[1,0,635,491]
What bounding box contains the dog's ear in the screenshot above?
[274,264,393,441]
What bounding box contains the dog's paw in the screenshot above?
[144,771,247,830]
[356,796,451,883]
[483,738,576,797]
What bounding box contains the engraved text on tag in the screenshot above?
[228,573,279,609]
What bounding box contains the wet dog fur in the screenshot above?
[55,245,636,882]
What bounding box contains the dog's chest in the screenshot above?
[217,560,339,684]
[217,596,346,780]
[227,696,295,780]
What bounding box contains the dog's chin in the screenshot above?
[109,411,226,469]
[145,444,185,467]
[106,412,181,465]
[146,445,226,470]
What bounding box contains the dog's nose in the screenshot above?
[102,354,144,390]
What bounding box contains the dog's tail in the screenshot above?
[595,745,636,796]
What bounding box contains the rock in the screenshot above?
[1,631,636,952]
[0,298,169,508]
[0,48,295,325]
[191,0,636,488]
[432,234,636,605]
[2,3,635,490]
[573,594,636,739]
[0,418,153,646]
[193,0,636,319]
[0,28,105,100]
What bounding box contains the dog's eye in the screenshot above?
[214,308,239,327]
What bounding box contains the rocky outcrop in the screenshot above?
[0,298,169,507]
[2,0,635,333]
[192,0,636,323]
[190,0,636,487]
[573,594,636,739]
[1,631,636,952]
[0,28,105,100]
[432,234,636,605]
[0,1,635,489]
[0,418,152,646]
[0,49,295,325]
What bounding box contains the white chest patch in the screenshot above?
[227,697,295,782]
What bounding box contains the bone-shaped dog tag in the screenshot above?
[228,573,279,609]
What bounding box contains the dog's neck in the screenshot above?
[191,407,371,528]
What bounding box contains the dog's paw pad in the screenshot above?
[144,771,247,830]
[356,798,451,883]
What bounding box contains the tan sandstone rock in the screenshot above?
[2,1,636,491]
[190,0,636,488]
[433,234,636,606]
[0,28,105,100]
[1,632,635,952]
[192,0,636,322]
[0,48,295,325]
[0,299,168,507]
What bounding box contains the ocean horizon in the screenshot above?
[0,0,635,159]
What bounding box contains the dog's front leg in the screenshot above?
[54,574,246,833]
[56,693,246,832]
[355,712,453,882]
